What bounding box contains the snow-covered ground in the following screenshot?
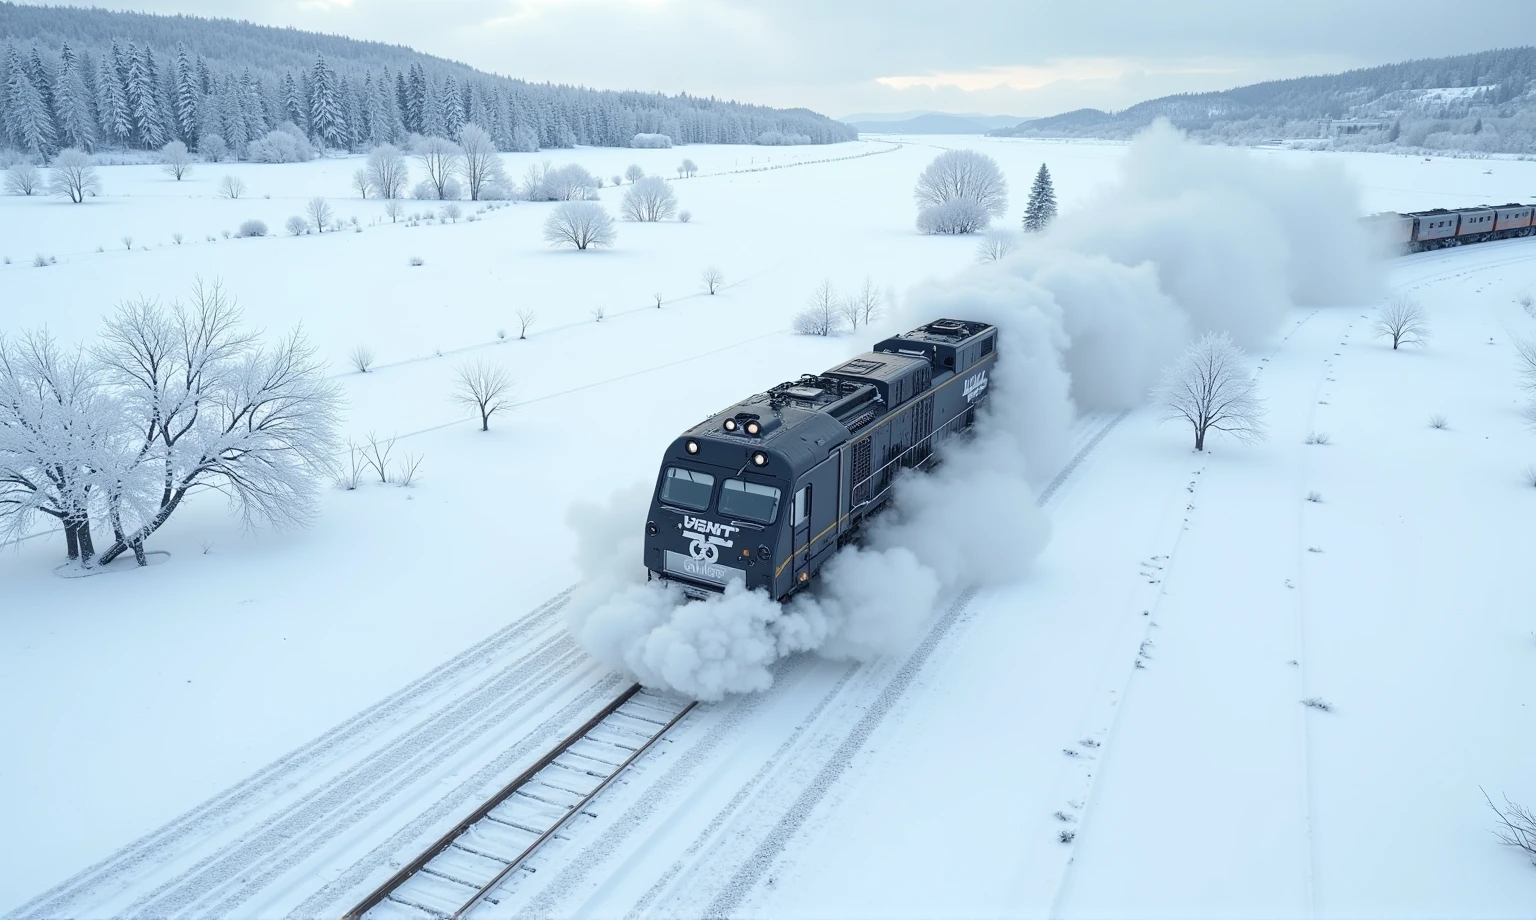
[3,135,1535,917]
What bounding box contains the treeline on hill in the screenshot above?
[993,47,1536,155]
[0,1,853,160]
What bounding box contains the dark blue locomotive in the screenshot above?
[643,318,998,602]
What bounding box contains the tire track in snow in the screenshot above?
[9,588,574,920]
[126,637,594,919]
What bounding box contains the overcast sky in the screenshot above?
[19,0,1535,117]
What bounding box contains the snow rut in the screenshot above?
[9,588,577,920]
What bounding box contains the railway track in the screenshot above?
[343,685,696,920]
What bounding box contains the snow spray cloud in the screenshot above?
[563,120,1383,701]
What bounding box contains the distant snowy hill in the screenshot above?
[993,46,1536,155]
[843,111,1029,134]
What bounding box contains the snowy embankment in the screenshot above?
[3,133,1536,915]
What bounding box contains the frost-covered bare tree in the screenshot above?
[976,228,1017,262]
[366,143,409,199]
[306,196,334,232]
[519,160,551,201]
[0,330,113,566]
[680,158,698,177]
[1154,332,1267,451]
[846,275,882,327]
[620,176,678,221]
[701,265,724,294]
[1516,336,1536,393]
[457,124,505,201]
[5,162,42,195]
[542,201,615,250]
[351,168,371,198]
[539,163,599,201]
[625,164,645,184]
[795,279,842,336]
[914,149,1008,221]
[453,359,514,431]
[218,174,246,199]
[414,135,463,199]
[90,279,342,565]
[50,149,100,203]
[160,140,193,180]
[515,307,537,339]
[384,200,404,224]
[1373,294,1429,350]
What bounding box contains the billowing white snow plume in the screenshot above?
[564,120,1384,700]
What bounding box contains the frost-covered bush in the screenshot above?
[631,133,673,148]
[756,130,812,145]
[4,162,41,196]
[218,175,246,199]
[679,209,692,223]
[247,123,316,164]
[621,176,678,222]
[237,219,268,238]
[916,199,990,234]
[543,201,615,250]
[285,215,308,236]
[624,164,645,184]
[914,149,1007,228]
[533,163,599,201]
[441,177,463,200]
[412,180,437,200]
[198,133,228,162]
[409,256,424,266]
[160,140,193,180]
[440,203,462,222]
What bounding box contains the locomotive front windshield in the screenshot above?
[660,467,714,511]
[720,479,781,524]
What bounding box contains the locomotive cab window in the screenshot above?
[660,467,714,511]
[720,479,781,524]
[792,485,811,527]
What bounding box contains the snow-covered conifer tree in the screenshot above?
[6,43,56,155]
[308,55,346,152]
[95,53,132,147]
[173,42,200,144]
[1023,163,1058,233]
[125,43,168,149]
[53,44,97,152]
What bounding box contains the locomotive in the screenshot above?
[643,318,998,602]
[1371,202,1535,252]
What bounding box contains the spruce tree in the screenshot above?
[440,75,464,136]
[125,43,167,148]
[6,42,56,154]
[173,42,199,144]
[308,54,345,151]
[96,54,131,146]
[54,43,97,151]
[1023,162,1058,233]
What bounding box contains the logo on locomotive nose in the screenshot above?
[963,369,989,403]
[682,516,738,564]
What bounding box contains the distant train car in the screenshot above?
[643,318,998,602]
[1384,202,1536,253]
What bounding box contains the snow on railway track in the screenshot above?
[346,687,694,920]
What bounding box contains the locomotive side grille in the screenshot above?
[911,396,934,467]
[851,439,872,505]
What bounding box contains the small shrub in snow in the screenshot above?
[1307,546,1324,553]
[1523,464,1536,488]
[1300,697,1334,712]
[409,256,424,267]
[631,133,673,148]
[350,345,376,373]
[32,253,48,267]
[360,432,395,483]
[440,203,462,223]
[121,236,133,250]
[413,180,437,200]
[5,162,42,195]
[496,328,506,341]
[591,306,605,322]
[701,265,723,294]
[1053,811,1075,823]
[654,292,663,309]
[337,443,366,491]
[395,453,424,487]
[221,229,230,239]
[1061,748,1081,758]
[172,233,183,245]
[611,174,622,187]
[1428,413,1449,429]
[679,209,692,223]
[1515,337,1536,394]
[976,228,1017,262]
[1306,491,1323,503]
[1306,432,1331,445]
[1059,830,1076,844]
[917,199,990,234]
[1517,291,1534,315]
[285,216,307,236]
[218,175,246,199]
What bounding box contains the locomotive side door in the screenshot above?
[792,455,840,584]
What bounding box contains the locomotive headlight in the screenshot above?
[750,451,768,467]
[685,440,700,455]
[647,521,658,536]
[745,420,761,436]
[723,418,738,432]
[757,545,771,561]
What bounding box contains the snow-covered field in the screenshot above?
[3,134,1535,917]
